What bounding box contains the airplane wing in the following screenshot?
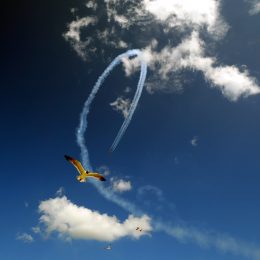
[64,155,86,175]
[88,172,106,181]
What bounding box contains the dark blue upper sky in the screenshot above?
[1,1,260,259]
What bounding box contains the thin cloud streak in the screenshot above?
[155,222,260,260]
[16,233,34,243]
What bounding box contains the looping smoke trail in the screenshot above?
[76,49,147,168]
[76,49,147,215]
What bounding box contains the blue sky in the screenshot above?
[1,0,260,259]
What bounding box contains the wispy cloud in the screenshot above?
[137,185,176,213]
[63,17,97,59]
[143,0,228,37]
[110,97,131,119]
[191,136,199,147]
[246,0,260,15]
[38,196,151,242]
[156,222,260,260]
[86,0,98,10]
[16,233,34,243]
[55,187,65,197]
[137,185,164,203]
[97,165,111,176]
[32,226,41,234]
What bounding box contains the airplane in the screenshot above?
[64,155,106,182]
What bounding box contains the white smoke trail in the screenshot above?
[76,49,147,214]
[76,49,147,167]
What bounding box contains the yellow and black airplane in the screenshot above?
[64,155,106,182]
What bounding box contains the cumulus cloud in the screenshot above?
[38,196,151,242]
[110,97,131,118]
[143,0,228,37]
[111,178,132,193]
[16,233,34,243]
[142,32,260,100]
[113,181,132,193]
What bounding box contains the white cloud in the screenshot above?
[64,17,97,42]
[203,64,260,100]
[142,32,260,100]
[38,196,151,242]
[86,0,98,10]
[118,40,128,48]
[96,29,128,49]
[110,97,131,118]
[247,0,260,15]
[121,56,141,77]
[56,187,65,197]
[32,226,41,234]
[63,17,97,59]
[143,0,227,37]
[16,233,34,243]
[114,15,130,28]
[191,136,199,147]
[111,178,132,193]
